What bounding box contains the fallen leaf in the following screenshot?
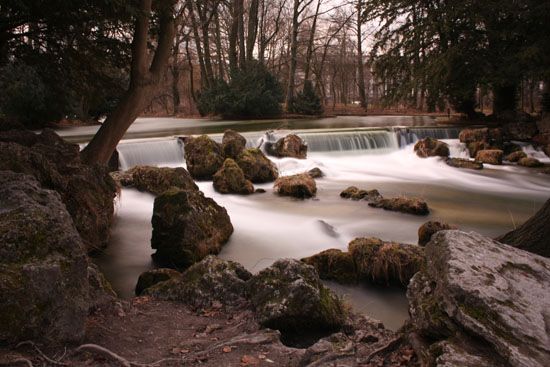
[241,355,259,365]
[223,346,232,353]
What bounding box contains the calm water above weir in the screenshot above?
[70,116,550,331]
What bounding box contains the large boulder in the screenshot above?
[213,158,254,195]
[126,165,198,195]
[236,148,278,183]
[135,268,181,296]
[408,231,550,367]
[144,256,252,309]
[274,173,317,199]
[0,129,116,253]
[445,158,483,170]
[475,149,503,165]
[267,134,308,159]
[340,186,382,202]
[183,135,224,180]
[301,249,357,283]
[349,238,423,286]
[248,259,346,333]
[0,171,89,344]
[459,128,503,158]
[414,137,450,158]
[222,129,247,159]
[87,263,117,312]
[151,188,233,268]
[368,196,430,216]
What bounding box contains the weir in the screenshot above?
[116,127,462,169]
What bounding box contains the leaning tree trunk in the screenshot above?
[81,0,175,165]
[497,198,550,258]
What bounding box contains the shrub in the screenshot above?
[197,61,283,119]
[288,80,323,115]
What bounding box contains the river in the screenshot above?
[57,116,550,331]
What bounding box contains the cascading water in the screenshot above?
[100,123,550,332]
[117,138,184,170]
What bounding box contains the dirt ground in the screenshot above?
[0,297,419,367]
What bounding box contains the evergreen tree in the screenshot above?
[288,80,323,115]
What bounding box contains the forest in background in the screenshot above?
[1,0,549,127]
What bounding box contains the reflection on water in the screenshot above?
[57,115,439,143]
[94,138,550,331]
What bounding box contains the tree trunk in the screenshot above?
[81,0,175,165]
[187,0,208,88]
[497,199,550,258]
[214,13,224,79]
[237,0,246,67]
[285,0,300,108]
[246,0,260,62]
[356,0,367,109]
[303,0,321,82]
[228,0,239,73]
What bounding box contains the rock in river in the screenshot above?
[368,196,430,215]
[445,158,483,170]
[236,148,279,183]
[475,149,503,165]
[340,186,382,202]
[407,230,550,367]
[222,129,247,159]
[151,188,233,268]
[267,134,308,159]
[213,158,254,195]
[184,135,224,180]
[135,268,181,296]
[0,171,89,344]
[414,137,450,158]
[126,165,198,195]
[247,259,346,334]
[274,173,317,199]
[417,221,456,246]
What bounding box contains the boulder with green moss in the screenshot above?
[475,149,503,165]
[183,135,224,180]
[301,249,356,283]
[407,230,550,367]
[151,188,233,269]
[518,157,543,168]
[222,129,247,159]
[213,158,254,195]
[135,268,181,296]
[505,150,527,162]
[144,256,251,309]
[125,165,198,195]
[0,171,89,344]
[0,129,116,253]
[274,173,316,199]
[236,148,278,183]
[349,238,424,286]
[247,259,346,334]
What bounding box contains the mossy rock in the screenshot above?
[340,186,382,201]
[445,158,483,170]
[505,150,527,163]
[348,238,424,286]
[127,166,197,195]
[518,157,543,168]
[151,188,233,269]
[418,221,456,246]
[301,249,357,283]
[274,173,316,199]
[144,256,251,309]
[213,158,254,195]
[414,137,450,158]
[184,135,224,180]
[247,259,346,334]
[222,129,247,159]
[236,148,278,183]
[368,196,429,215]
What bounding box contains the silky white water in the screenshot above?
[94,131,550,331]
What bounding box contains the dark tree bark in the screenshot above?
[81,0,176,165]
[237,0,246,67]
[356,0,367,109]
[497,199,550,258]
[214,12,225,79]
[228,0,240,73]
[246,0,260,62]
[186,0,208,88]
[303,0,321,82]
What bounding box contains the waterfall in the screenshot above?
[114,127,465,168]
[118,138,184,170]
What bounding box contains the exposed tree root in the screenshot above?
[74,343,182,367]
[361,335,403,364]
[16,341,67,366]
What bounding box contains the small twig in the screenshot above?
[3,359,33,367]
[15,341,67,366]
[305,351,355,367]
[361,335,403,364]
